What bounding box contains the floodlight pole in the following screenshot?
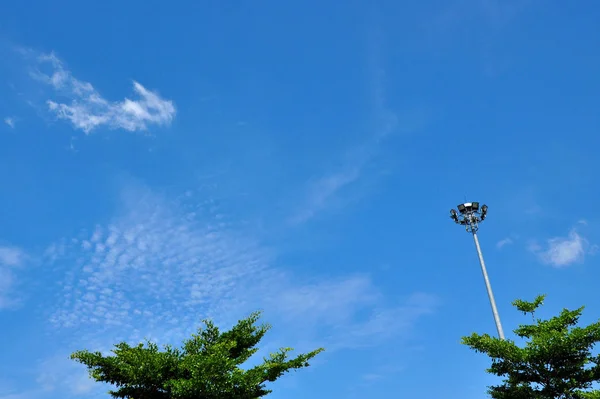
[471,231,505,340]
[450,203,505,340]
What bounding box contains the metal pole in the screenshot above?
[472,232,505,340]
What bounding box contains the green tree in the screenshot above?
[71,311,324,399]
[462,295,600,399]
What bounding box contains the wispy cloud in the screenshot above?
[496,237,513,249]
[0,245,27,309]
[289,23,402,224]
[0,247,25,266]
[3,117,15,128]
[289,167,361,224]
[529,228,592,268]
[29,52,175,133]
[274,276,436,350]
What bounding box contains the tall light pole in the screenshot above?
[450,202,505,340]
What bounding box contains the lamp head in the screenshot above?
[450,209,459,222]
[481,204,488,220]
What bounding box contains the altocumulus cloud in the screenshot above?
[42,183,436,353]
[28,183,438,398]
[30,52,175,133]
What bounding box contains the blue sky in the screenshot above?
[1,0,599,398]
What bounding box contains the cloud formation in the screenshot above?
[496,237,513,249]
[530,229,590,268]
[44,184,435,352]
[31,52,175,133]
[3,117,15,128]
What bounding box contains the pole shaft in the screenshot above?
[472,232,505,340]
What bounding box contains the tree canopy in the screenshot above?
[462,295,600,399]
[71,311,324,399]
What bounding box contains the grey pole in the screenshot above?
[472,232,505,340]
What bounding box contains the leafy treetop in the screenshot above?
[71,311,324,399]
[462,295,600,399]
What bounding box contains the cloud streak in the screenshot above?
[289,23,400,224]
[289,167,361,224]
[3,117,15,128]
[30,52,175,133]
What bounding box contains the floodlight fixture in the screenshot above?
[481,204,488,220]
[450,202,489,233]
[450,209,459,223]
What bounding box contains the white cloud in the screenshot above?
[496,237,513,249]
[3,117,15,128]
[531,229,590,268]
[43,184,435,353]
[31,52,175,133]
[0,245,27,309]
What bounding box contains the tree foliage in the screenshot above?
[462,295,600,399]
[71,311,324,399]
